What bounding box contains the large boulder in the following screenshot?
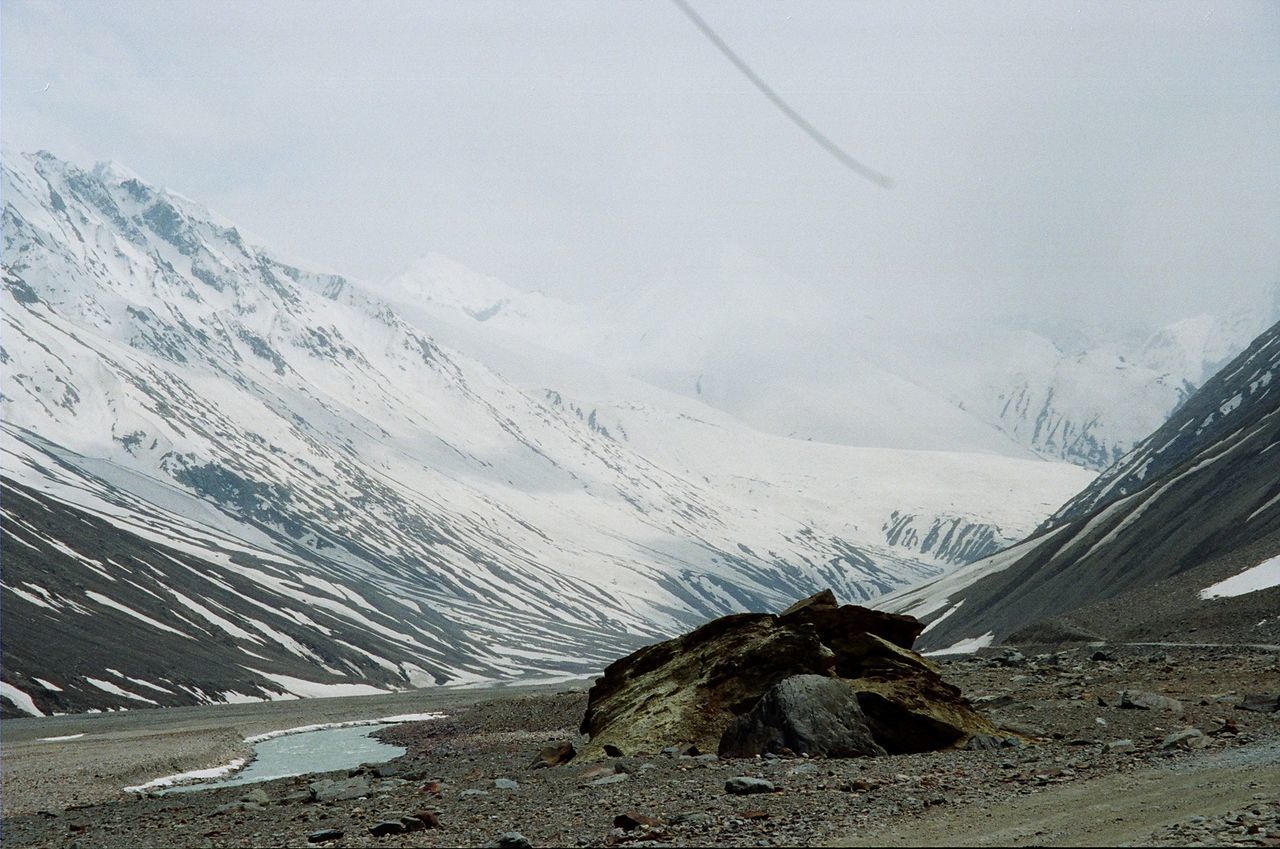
[580,591,997,759]
[718,674,886,758]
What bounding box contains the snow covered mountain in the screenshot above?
[383,250,1277,474]
[0,151,1093,716]
[883,319,1280,652]
[947,308,1280,471]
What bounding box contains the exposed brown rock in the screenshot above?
[580,592,995,759]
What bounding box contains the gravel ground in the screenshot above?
[3,644,1277,848]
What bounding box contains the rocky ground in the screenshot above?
[3,643,1278,848]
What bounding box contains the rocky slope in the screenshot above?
[884,319,1280,651]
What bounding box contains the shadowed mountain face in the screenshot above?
[886,320,1280,651]
[1,151,1095,715]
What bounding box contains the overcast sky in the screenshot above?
[4,0,1278,329]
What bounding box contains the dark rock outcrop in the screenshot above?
[718,674,885,758]
[580,591,997,759]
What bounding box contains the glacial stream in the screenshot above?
[163,722,407,793]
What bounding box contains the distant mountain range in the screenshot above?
[0,151,1092,716]
[886,319,1280,651]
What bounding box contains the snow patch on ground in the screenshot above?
[1,681,46,716]
[1200,554,1280,600]
[38,733,85,742]
[924,631,995,656]
[124,758,247,793]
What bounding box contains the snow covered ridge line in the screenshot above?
[123,712,446,793]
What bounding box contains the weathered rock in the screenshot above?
[368,820,405,837]
[307,829,344,843]
[725,776,776,795]
[1106,739,1136,753]
[778,589,838,618]
[1118,690,1183,713]
[963,734,1002,751]
[530,740,576,769]
[412,811,441,829]
[1161,728,1208,750]
[309,775,371,803]
[487,833,533,849]
[718,674,885,758]
[589,773,629,786]
[493,778,519,791]
[239,788,270,805]
[580,593,990,759]
[614,811,665,831]
[1237,693,1280,713]
[602,744,625,757]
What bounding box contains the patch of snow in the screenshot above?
[84,591,191,639]
[1,681,46,716]
[38,733,85,742]
[33,677,63,692]
[124,758,247,793]
[1200,554,1280,600]
[924,631,995,656]
[83,676,159,704]
[245,669,392,699]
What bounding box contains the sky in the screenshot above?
[4,0,1278,330]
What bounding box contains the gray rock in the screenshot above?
[590,773,629,786]
[309,775,371,803]
[789,762,819,775]
[368,820,405,837]
[725,776,776,795]
[1161,728,1207,750]
[461,789,490,797]
[1237,693,1280,713]
[493,778,519,791]
[1106,739,1137,753]
[718,674,885,758]
[487,833,533,849]
[307,829,345,843]
[1118,690,1183,713]
[239,787,270,805]
[963,734,1002,751]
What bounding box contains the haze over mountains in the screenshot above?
[1,149,1275,717]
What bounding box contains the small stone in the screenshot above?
[725,776,776,795]
[307,829,344,844]
[614,811,664,831]
[590,773,629,786]
[963,734,1002,751]
[494,778,519,791]
[368,821,405,838]
[789,762,819,775]
[461,789,490,797]
[487,833,533,849]
[416,811,441,828]
[531,740,576,769]
[1118,690,1183,713]
[1090,650,1114,662]
[240,788,270,805]
[1160,728,1207,750]
[1237,693,1280,713]
[1106,739,1136,753]
[602,744,625,757]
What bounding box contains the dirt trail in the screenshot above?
[834,741,1280,847]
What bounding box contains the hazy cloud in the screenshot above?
[4,0,1277,329]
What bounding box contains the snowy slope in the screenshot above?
[880,320,1280,651]
[383,249,1277,473]
[0,151,1091,714]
